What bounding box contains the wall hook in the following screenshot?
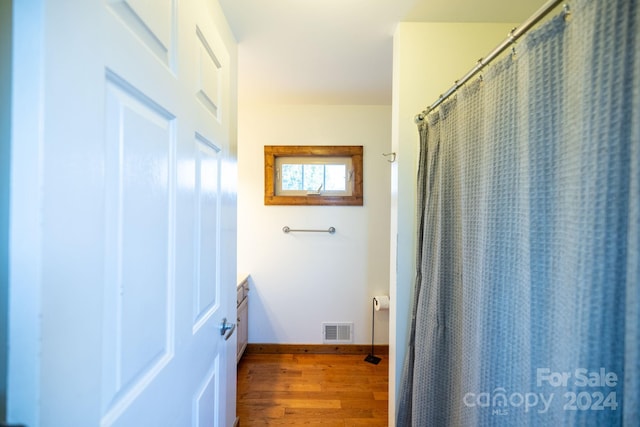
[382,152,396,163]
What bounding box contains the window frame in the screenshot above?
[264,145,363,206]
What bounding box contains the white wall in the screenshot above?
[238,104,391,345]
[390,22,518,422]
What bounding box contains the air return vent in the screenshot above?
[322,322,353,344]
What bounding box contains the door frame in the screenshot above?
[7,0,45,424]
[0,0,13,421]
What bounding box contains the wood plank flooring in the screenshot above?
[237,353,389,426]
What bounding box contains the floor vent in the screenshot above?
[322,322,353,344]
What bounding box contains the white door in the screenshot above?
[8,0,237,426]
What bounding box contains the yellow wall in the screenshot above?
[390,21,518,425]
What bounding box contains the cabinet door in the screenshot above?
[237,297,248,362]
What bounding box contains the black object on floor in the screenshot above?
[364,297,382,365]
[365,353,381,364]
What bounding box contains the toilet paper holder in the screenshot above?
[365,295,389,365]
[374,295,390,311]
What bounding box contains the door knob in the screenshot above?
[220,317,236,341]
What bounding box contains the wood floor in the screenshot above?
[236,353,389,426]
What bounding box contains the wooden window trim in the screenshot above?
[264,145,363,206]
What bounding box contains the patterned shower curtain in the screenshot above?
[398,0,639,425]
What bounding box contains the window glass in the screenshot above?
[275,157,352,196]
[324,164,347,191]
[281,164,302,191]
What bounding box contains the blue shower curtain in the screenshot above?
[398,0,639,425]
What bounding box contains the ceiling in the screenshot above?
[218,0,547,105]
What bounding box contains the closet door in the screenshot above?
[8,0,237,426]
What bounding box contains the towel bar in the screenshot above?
[282,226,336,234]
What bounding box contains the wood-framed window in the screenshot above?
[264,145,363,206]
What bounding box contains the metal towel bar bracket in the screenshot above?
[283,226,336,234]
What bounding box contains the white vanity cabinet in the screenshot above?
[236,274,249,362]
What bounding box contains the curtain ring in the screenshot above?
[508,27,518,58]
[563,4,572,22]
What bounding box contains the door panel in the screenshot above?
[102,72,177,423]
[196,27,223,118]
[8,0,237,426]
[192,356,220,427]
[193,135,221,330]
[107,0,174,67]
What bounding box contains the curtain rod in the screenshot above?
[414,0,565,124]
